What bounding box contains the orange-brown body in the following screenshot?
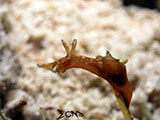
[38,39,132,108]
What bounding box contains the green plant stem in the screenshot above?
[112,87,133,120]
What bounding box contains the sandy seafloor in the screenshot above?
[0,0,160,120]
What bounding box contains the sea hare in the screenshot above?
[38,39,132,107]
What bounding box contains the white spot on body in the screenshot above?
[52,65,58,73]
[98,61,103,64]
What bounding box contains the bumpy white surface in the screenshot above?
[0,0,160,120]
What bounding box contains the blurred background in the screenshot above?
[0,0,160,120]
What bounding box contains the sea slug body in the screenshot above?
[38,39,132,108]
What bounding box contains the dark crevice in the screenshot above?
[122,0,158,9]
[1,13,12,34]
[27,35,45,51]
[12,111,24,120]
[148,90,160,109]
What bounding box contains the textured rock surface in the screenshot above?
[0,0,160,120]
